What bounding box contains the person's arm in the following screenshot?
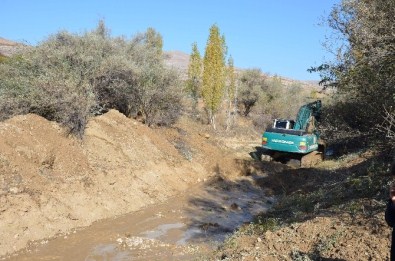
[386,199,395,227]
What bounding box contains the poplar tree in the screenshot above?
[226,56,237,130]
[202,24,227,129]
[186,42,202,113]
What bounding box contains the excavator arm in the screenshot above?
[293,100,322,131]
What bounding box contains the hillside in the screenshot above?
[164,50,321,91]
[0,37,25,57]
[164,50,190,76]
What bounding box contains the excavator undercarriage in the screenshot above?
[260,146,325,168]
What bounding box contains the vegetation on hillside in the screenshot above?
[2,1,390,147]
[0,21,181,137]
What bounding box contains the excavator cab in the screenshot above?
[273,119,295,129]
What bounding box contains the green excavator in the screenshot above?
[260,100,326,167]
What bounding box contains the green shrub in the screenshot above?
[0,22,182,137]
[0,55,8,63]
[238,68,267,117]
[244,75,311,131]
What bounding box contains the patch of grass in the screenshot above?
[290,230,345,261]
[291,250,313,261]
[173,138,193,161]
[0,55,8,63]
[313,230,344,256]
[239,217,281,236]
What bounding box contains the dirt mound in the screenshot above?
[0,110,231,256]
[217,212,389,260]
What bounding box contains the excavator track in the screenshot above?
[259,150,324,168]
[260,151,273,162]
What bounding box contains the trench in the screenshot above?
[5,175,272,261]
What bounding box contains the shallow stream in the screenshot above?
[6,176,271,261]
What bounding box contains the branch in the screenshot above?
[377,106,395,141]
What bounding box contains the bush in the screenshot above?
[244,75,311,131]
[238,68,267,117]
[315,0,395,139]
[0,22,183,137]
[127,39,183,126]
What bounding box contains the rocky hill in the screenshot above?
[0,37,25,57]
[164,50,320,91]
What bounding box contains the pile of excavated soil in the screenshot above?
[0,110,241,256]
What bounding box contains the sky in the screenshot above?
[1,0,340,81]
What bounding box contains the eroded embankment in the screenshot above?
[0,110,242,257]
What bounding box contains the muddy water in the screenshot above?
[6,176,271,261]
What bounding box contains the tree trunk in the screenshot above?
[226,99,232,131]
[208,109,216,130]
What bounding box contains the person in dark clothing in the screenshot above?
[385,163,395,261]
